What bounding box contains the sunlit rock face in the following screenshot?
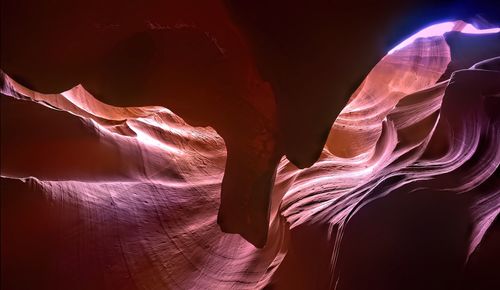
[1,19,499,290]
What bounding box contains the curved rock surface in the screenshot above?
[2,21,499,289]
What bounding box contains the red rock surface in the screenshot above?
[1,1,499,288]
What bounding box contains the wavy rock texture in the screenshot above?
[1,22,499,289]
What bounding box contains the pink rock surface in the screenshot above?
[1,22,499,289]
